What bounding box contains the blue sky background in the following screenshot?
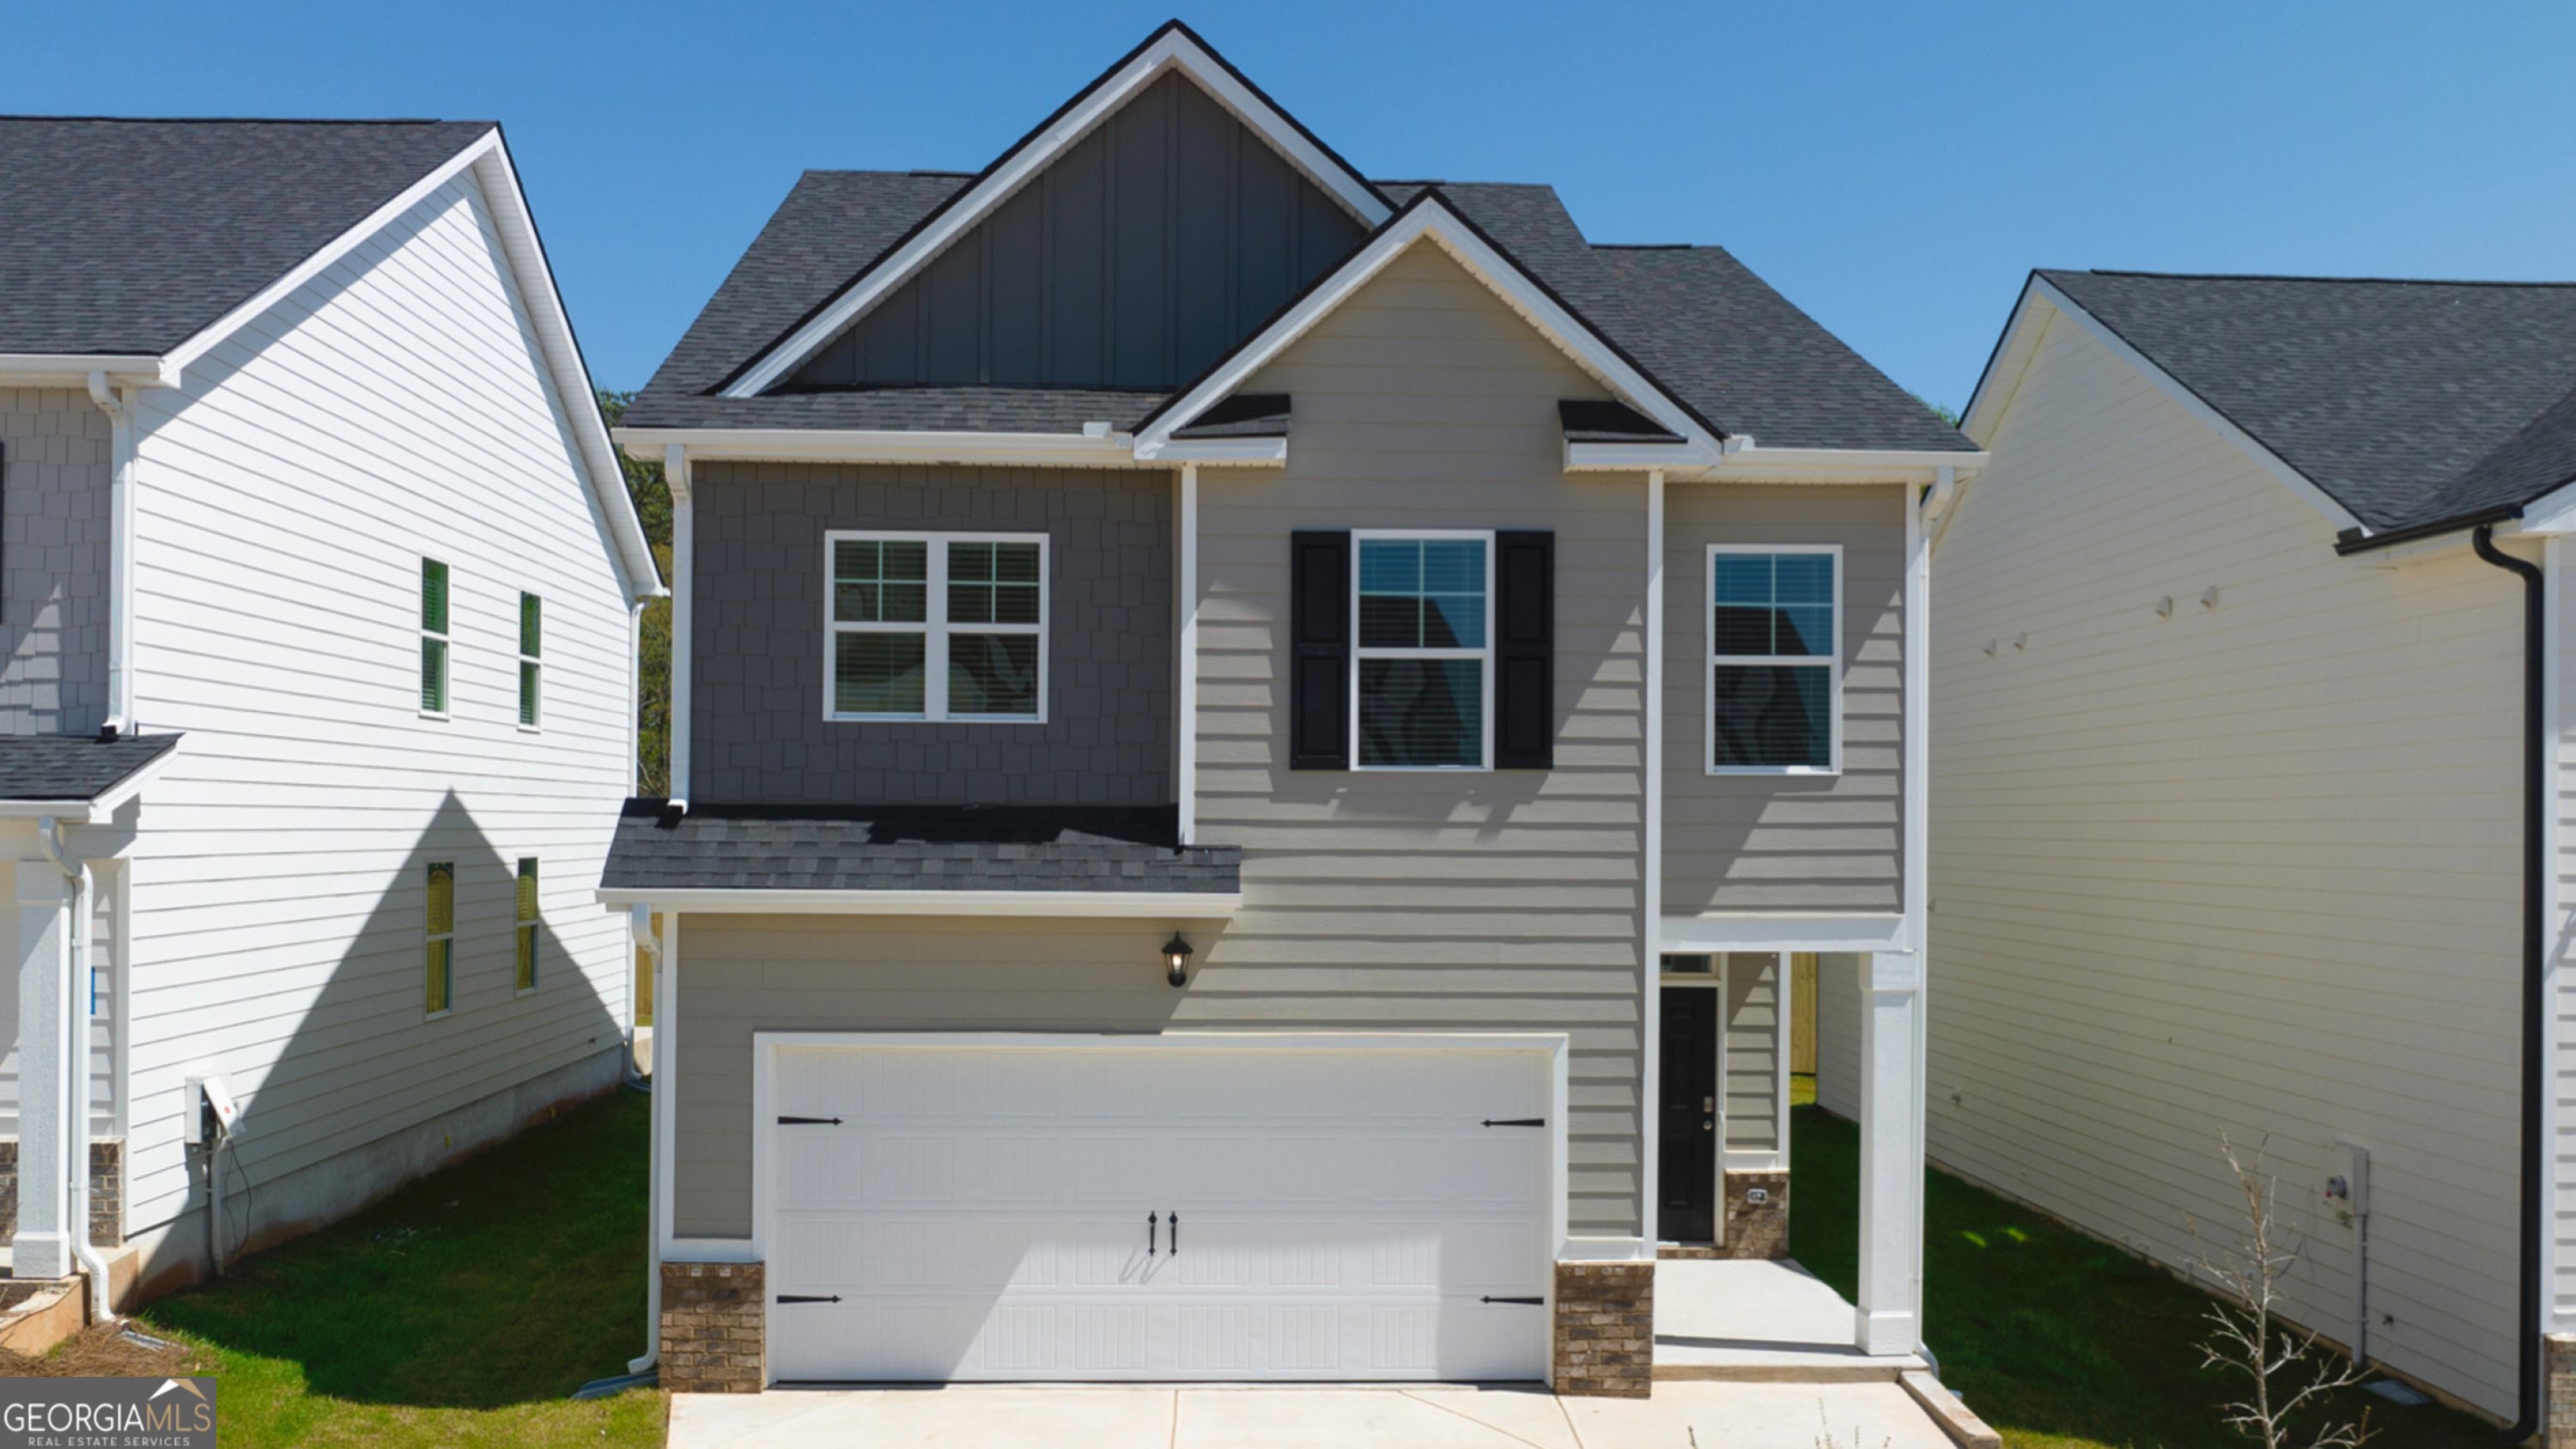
[10,3,2572,408]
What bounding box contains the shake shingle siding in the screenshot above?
[689,460,1174,805]
[0,392,112,736]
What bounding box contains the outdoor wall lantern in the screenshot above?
[1162,932,1194,988]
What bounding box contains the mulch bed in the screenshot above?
[0,1321,205,1378]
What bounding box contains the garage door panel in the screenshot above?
[765,1044,1554,1383]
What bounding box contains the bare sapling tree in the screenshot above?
[2189,1132,2372,1449]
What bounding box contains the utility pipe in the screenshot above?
[2470,523,2543,1445]
[82,374,135,738]
[37,819,112,1321]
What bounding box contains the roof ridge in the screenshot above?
[2060,266,2576,289]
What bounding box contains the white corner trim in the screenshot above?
[594,887,1243,917]
[1178,464,1200,845]
[1658,914,1910,955]
[721,27,1388,400]
[1904,478,1929,953]
[1134,198,1719,460]
[1639,468,1666,1248]
[2020,277,2363,535]
[613,426,1137,469]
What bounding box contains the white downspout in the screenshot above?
[1177,464,1199,845]
[628,903,663,1374]
[82,373,136,738]
[37,819,112,1321]
[664,447,692,814]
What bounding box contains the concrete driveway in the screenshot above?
[670,1380,1962,1447]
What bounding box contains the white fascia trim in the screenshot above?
[1959,278,2050,445]
[154,130,661,602]
[1157,436,1287,466]
[0,356,174,389]
[597,887,1242,916]
[2018,277,2364,534]
[1137,199,1716,460]
[1658,914,1909,955]
[1566,441,1719,472]
[1668,446,1988,484]
[614,426,1137,469]
[723,29,1389,400]
[2511,476,2576,535]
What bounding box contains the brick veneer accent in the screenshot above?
[0,1138,125,1247]
[1719,1170,1789,1260]
[1553,1260,1654,1397]
[660,1261,765,1393]
[2548,1334,2576,1447]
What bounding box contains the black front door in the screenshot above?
[1659,988,1716,1242]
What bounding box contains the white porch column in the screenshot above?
[12,860,72,1278]
[1856,947,1924,1355]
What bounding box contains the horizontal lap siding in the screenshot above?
[1198,240,1646,1239]
[0,389,110,735]
[1662,486,1905,914]
[1931,310,2523,1415]
[121,174,635,1239]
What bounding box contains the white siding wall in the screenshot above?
[1929,307,2527,1414]
[118,172,635,1241]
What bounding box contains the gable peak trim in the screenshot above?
[717,21,1392,401]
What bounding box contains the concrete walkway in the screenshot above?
[1654,1257,1931,1381]
[669,1380,1960,1447]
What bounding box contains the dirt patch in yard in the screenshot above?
[0,1321,206,1378]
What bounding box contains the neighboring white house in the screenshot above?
[1872,269,2576,1432]
[0,118,662,1315]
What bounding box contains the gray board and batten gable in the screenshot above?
[781,72,1367,396]
[2034,270,2576,533]
[689,460,1172,807]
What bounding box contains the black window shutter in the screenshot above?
[1288,530,1351,770]
[1494,530,1555,769]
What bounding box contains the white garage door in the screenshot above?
[761,1038,1555,1384]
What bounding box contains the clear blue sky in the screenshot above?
[12,3,2572,408]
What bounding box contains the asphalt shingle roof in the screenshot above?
[0,118,497,356]
[629,167,1970,454]
[2041,270,2576,532]
[602,801,1242,895]
[0,734,179,801]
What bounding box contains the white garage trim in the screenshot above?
[750,1030,1571,1385]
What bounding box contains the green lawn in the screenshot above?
[136,1088,665,1449]
[1788,1098,2496,1449]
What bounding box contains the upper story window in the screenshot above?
[826,532,1048,723]
[517,593,543,728]
[1354,533,1491,770]
[420,558,451,717]
[1707,545,1839,775]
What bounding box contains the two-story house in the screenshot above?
[607,22,1982,1396]
[0,119,661,1329]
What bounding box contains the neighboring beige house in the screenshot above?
[1900,269,2576,1433]
[605,21,1983,1395]
[0,119,661,1324]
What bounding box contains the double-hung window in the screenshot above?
[420,558,450,716]
[1353,532,1492,770]
[825,532,1047,722]
[514,857,540,992]
[424,861,455,1016]
[517,593,542,728]
[1707,545,1840,774]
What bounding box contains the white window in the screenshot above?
[824,532,1048,722]
[420,558,450,717]
[424,861,455,1017]
[1706,545,1840,775]
[517,593,542,729]
[1353,531,1492,770]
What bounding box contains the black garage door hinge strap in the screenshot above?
[1480,1295,1545,1306]
[776,1115,843,1125]
[1481,1117,1545,1128]
[775,1294,842,1304]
